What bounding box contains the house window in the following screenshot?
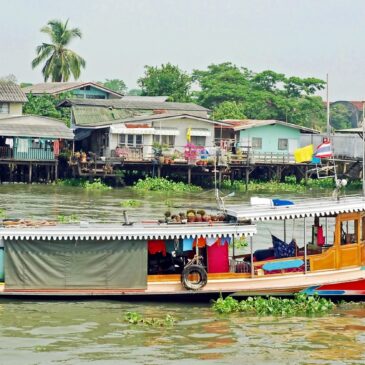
[251,137,262,150]
[136,135,143,146]
[191,136,206,147]
[0,103,9,114]
[119,134,143,147]
[278,138,288,151]
[153,135,175,147]
[127,135,134,146]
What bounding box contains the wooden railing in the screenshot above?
[228,151,294,164]
[0,146,12,159]
[111,147,143,161]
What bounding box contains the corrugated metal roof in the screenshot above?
[0,223,256,241]
[22,82,123,98]
[0,82,28,103]
[122,95,168,102]
[60,98,210,111]
[226,196,365,221]
[0,115,74,139]
[231,119,319,134]
[72,106,154,126]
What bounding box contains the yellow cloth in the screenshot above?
[186,127,191,142]
[294,144,313,163]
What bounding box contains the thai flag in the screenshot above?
[314,140,332,158]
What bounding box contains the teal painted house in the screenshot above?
[22,82,123,100]
[233,120,318,154]
[0,115,74,161]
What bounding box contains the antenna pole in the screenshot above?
[326,73,330,137]
[362,101,365,197]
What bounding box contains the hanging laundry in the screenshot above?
[5,138,13,148]
[53,140,60,156]
[193,237,206,248]
[148,240,166,256]
[206,237,218,246]
[221,236,231,246]
[207,241,229,273]
[183,238,194,251]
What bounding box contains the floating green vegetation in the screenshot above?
[212,293,335,316]
[57,178,111,191]
[124,312,176,327]
[221,176,338,192]
[120,199,142,208]
[0,209,6,219]
[57,214,80,224]
[133,177,202,193]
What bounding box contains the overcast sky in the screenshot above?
[1,0,364,100]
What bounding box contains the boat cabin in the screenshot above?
[226,196,365,278]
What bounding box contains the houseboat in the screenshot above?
[0,195,365,298]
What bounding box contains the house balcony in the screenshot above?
[0,147,55,161]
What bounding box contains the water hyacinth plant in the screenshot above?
[57,214,80,223]
[57,178,111,191]
[212,293,335,316]
[133,177,202,192]
[120,199,142,208]
[221,176,338,192]
[124,311,176,327]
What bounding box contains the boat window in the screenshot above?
[340,219,358,245]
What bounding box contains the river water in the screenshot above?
[0,184,364,364]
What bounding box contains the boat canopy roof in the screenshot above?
[0,223,256,241]
[226,196,365,222]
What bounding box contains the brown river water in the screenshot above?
[0,184,364,364]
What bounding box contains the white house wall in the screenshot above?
[151,117,215,151]
[108,117,217,158]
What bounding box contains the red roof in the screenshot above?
[125,123,150,128]
[349,101,365,111]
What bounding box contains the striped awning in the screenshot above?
[190,128,211,137]
[110,125,154,134]
[153,128,180,136]
[0,223,256,241]
[226,196,365,221]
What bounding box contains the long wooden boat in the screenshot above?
[0,195,365,298]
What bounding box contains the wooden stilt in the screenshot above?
[187,166,191,185]
[28,163,32,183]
[55,162,58,181]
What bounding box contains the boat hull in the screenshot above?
[1,267,365,299]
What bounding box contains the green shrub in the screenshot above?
[133,177,202,192]
[212,293,335,316]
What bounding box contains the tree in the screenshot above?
[330,104,353,130]
[138,63,191,102]
[100,79,127,94]
[211,101,246,120]
[23,93,71,126]
[193,62,327,130]
[127,88,142,96]
[192,62,251,108]
[31,19,86,82]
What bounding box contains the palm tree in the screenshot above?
[31,19,86,82]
